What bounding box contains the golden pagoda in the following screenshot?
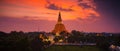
[52,12,67,35]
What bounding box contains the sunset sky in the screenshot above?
[0,0,120,33]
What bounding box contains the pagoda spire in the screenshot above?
[52,11,67,34]
[58,11,62,23]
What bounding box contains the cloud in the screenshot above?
[77,0,96,8]
[24,16,46,20]
[44,0,99,19]
[46,2,73,11]
[46,4,73,11]
[0,0,100,21]
[78,3,91,8]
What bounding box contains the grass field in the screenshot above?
[45,45,102,51]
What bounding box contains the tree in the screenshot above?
[31,36,44,51]
[53,36,62,43]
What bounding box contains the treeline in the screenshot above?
[53,30,120,51]
[0,31,50,51]
[0,30,120,51]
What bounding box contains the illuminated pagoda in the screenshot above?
[52,12,67,36]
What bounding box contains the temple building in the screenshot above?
[52,12,67,36]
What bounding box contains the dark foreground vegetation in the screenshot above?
[0,30,120,51]
[0,31,49,51]
[45,45,102,51]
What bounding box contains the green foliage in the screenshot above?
[53,36,63,42]
[67,30,85,43]
[45,45,102,51]
[0,31,120,51]
[0,31,47,51]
